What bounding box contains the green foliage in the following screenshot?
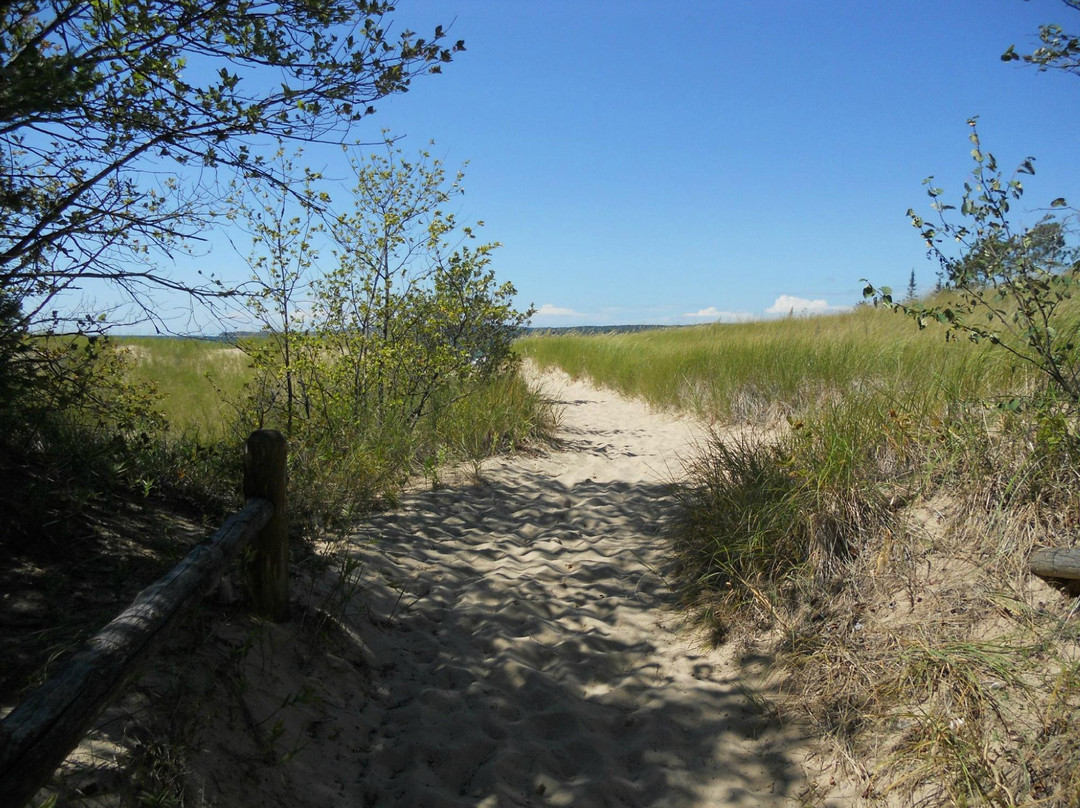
[0,291,30,420]
[308,137,529,430]
[1002,1,1080,77]
[231,149,326,435]
[0,1,461,339]
[864,120,1080,415]
[235,137,535,524]
[0,334,166,448]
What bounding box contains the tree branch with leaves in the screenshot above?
[1002,0,1080,77]
[0,0,462,337]
[863,120,1080,411]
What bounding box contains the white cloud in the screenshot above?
[683,306,754,321]
[535,303,583,317]
[764,295,847,316]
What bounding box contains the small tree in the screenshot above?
[235,136,532,489]
[863,120,1080,410]
[232,150,327,434]
[309,136,531,430]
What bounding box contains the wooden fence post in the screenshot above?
[244,429,289,622]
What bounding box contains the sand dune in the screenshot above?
[180,368,837,807]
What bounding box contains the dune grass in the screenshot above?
[518,305,1025,423]
[110,336,556,531]
[115,337,253,440]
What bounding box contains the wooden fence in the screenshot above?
[0,430,289,808]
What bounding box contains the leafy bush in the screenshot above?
[231,138,537,525]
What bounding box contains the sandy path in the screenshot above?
[184,369,822,806]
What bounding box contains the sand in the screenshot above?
[168,368,840,806]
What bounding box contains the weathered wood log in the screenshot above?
[244,429,289,621]
[0,497,274,808]
[1030,547,1080,581]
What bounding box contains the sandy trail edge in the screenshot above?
[175,368,849,807]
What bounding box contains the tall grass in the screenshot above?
[431,370,558,463]
[116,337,252,440]
[673,394,914,635]
[518,306,1026,422]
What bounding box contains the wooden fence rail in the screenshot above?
[1030,547,1080,581]
[0,429,288,808]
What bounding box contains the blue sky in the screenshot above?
[193,0,1080,329]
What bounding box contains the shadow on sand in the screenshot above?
[290,465,815,807]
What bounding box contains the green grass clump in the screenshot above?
[673,391,922,633]
[432,369,558,463]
